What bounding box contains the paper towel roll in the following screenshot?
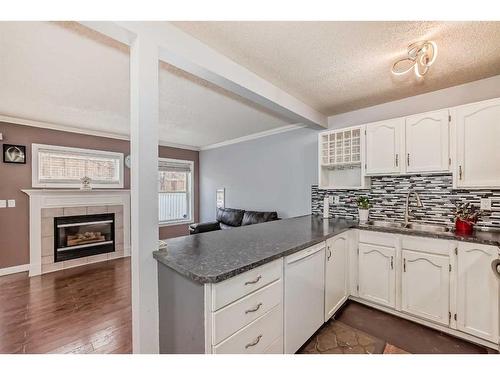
[323,197,330,218]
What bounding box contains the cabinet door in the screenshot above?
[455,98,500,188]
[358,243,396,308]
[365,118,405,175]
[456,243,499,343]
[405,110,449,173]
[324,234,348,321]
[401,250,450,325]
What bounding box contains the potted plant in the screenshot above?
[454,202,481,235]
[357,196,370,224]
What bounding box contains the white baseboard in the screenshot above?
[0,264,29,277]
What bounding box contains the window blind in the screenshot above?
[158,160,193,173]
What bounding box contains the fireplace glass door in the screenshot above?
[54,213,115,262]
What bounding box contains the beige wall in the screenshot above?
[0,122,199,269]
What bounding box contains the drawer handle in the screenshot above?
[245,303,263,314]
[244,275,262,286]
[245,334,263,349]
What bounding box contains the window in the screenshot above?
[158,158,194,225]
[32,144,124,188]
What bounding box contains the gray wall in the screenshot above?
[328,75,500,129]
[200,127,318,221]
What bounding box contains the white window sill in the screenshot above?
[159,220,194,227]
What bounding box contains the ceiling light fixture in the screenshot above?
[392,41,438,78]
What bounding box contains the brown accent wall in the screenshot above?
[0,122,199,269]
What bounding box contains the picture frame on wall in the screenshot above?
[216,188,225,210]
[3,144,26,164]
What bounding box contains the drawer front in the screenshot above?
[264,336,283,354]
[359,230,397,248]
[213,305,282,354]
[213,279,282,345]
[401,235,450,256]
[212,259,282,311]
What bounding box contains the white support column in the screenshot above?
[130,34,160,354]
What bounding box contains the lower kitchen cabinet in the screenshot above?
[401,250,450,325]
[456,242,499,343]
[358,243,396,308]
[324,233,349,321]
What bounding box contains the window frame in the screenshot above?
[31,143,124,189]
[158,157,194,227]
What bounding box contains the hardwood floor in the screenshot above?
[0,257,131,354]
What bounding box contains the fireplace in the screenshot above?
[54,213,115,262]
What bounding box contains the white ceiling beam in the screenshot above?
[80,21,328,129]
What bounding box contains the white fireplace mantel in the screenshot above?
[22,189,131,276]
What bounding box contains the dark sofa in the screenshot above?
[189,208,279,235]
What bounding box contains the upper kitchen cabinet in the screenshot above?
[405,109,450,173]
[318,125,369,189]
[453,98,500,188]
[365,118,405,175]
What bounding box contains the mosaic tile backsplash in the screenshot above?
[312,174,500,230]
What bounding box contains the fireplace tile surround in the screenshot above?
[22,190,130,276]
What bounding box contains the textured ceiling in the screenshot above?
[0,22,291,148]
[172,21,500,115]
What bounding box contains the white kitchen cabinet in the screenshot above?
[453,98,500,188]
[401,250,450,325]
[318,126,369,189]
[456,242,499,343]
[358,243,396,308]
[284,243,325,354]
[365,118,405,175]
[324,233,349,321]
[405,109,450,173]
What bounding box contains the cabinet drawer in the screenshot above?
[213,305,282,354]
[264,336,283,354]
[212,279,282,345]
[211,259,282,311]
[359,230,397,247]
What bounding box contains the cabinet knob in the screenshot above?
[492,259,500,280]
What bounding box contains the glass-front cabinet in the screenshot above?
[318,125,369,189]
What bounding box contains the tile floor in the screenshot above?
[299,301,496,354]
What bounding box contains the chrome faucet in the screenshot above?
[404,189,423,226]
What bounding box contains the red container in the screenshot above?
[455,218,474,235]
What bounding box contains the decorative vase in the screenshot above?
[358,208,369,224]
[455,218,474,235]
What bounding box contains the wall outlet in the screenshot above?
[480,198,492,210]
[328,195,334,204]
[7,199,16,208]
[334,196,340,204]
[0,200,6,208]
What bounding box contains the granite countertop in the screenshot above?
[153,215,355,284]
[153,215,500,284]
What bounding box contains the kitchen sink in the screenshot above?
[405,223,450,233]
[363,220,450,233]
[364,221,405,229]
